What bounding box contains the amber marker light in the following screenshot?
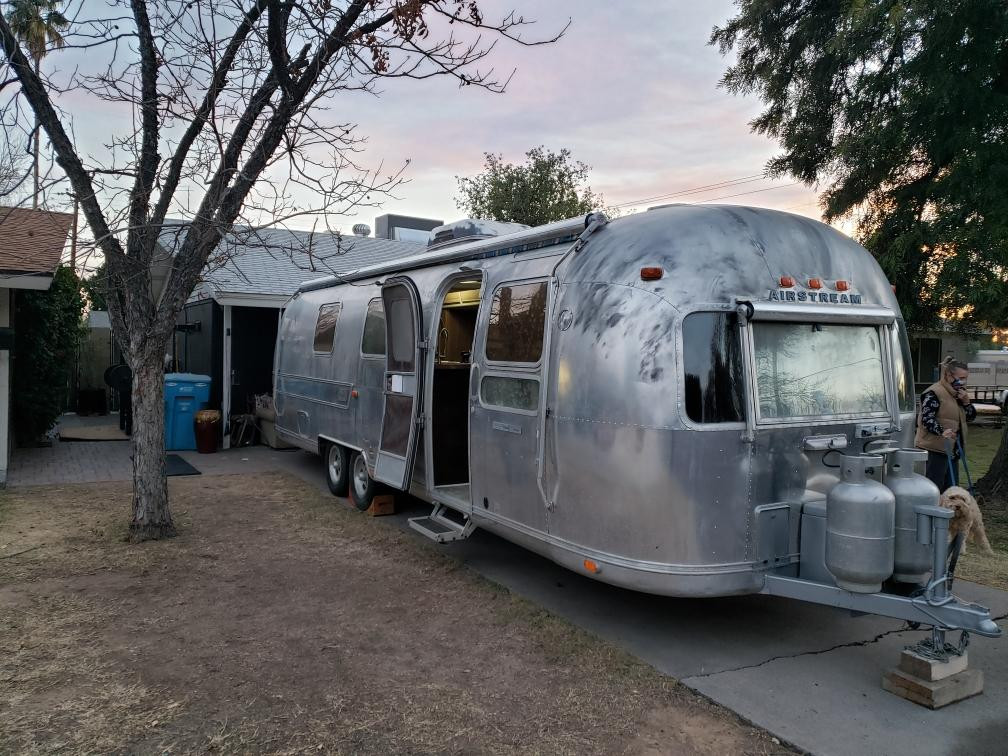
[640,266,663,280]
[808,278,823,289]
[835,280,849,291]
[583,559,601,574]
[779,275,795,287]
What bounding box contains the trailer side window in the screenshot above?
[486,281,547,363]
[313,303,341,353]
[682,312,744,423]
[361,298,386,356]
[481,375,540,412]
[892,320,914,413]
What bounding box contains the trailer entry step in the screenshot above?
[409,503,475,543]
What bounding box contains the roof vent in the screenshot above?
[427,218,529,250]
[352,223,371,237]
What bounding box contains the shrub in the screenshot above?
[12,266,84,444]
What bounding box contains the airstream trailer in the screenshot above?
[274,205,1001,639]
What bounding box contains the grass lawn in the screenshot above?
[953,423,1008,591]
[0,472,788,755]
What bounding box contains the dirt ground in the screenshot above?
[0,472,789,755]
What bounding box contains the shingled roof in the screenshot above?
[0,206,72,279]
[157,222,426,305]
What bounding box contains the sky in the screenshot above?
[35,0,824,238]
[319,0,824,230]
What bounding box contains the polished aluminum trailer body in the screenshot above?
[273,205,1000,637]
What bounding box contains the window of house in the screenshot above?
[485,281,547,363]
[361,298,386,356]
[682,311,745,423]
[313,303,341,353]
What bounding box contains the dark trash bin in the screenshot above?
[195,409,221,454]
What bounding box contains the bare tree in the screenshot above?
[0,0,562,540]
[0,130,28,197]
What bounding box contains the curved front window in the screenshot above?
[752,322,887,420]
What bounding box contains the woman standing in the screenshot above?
[915,358,976,491]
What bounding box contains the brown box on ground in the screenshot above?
[882,667,983,709]
[899,650,968,681]
[367,494,396,517]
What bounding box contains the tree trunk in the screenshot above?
[129,354,175,541]
[977,423,1008,504]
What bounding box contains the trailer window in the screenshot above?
[481,375,540,412]
[892,320,915,412]
[753,322,886,419]
[313,303,341,353]
[361,298,386,356]
[486,281,547,363]
[682,312,745,423]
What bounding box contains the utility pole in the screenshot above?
[70,192,78,273]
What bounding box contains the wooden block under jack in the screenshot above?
[899,649,968,682]
[882,666,983,709]
[366,493,396,517]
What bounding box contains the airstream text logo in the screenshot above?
[768,289,861,304]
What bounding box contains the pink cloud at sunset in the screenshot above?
[43,0,824,234]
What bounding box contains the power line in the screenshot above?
[694,181,802,203]
[610,174,767,209]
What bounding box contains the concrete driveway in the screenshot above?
[9,440,1006,755]
[251,448,1007,756]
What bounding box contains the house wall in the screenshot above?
[911,330,996,386]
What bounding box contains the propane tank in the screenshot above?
[885,449,939,583]
[826,454,895,593]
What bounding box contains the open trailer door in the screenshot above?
[374,278,424,489]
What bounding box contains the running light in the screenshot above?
[583,559,601,574]
[835,280,849,291]
[640,266,663,280]
[808,278,823,289]
[779,275,795,287]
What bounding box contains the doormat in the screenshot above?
[166,454,201,477]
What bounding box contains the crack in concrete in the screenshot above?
[684,611,1008,681]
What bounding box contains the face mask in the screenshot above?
[951,378,965,389]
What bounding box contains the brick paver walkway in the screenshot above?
[7,438,325,490]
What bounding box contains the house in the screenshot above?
[164,221,430,445]
[910,327,999,388]
[0,206,73,484]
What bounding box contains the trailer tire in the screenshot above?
[324,443,351,497]
[349,451,377,511]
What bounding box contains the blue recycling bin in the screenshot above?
[164,373,211,451]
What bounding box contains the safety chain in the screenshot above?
[904,629,970,662]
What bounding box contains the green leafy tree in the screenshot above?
[711,0,1008,499]
[12,265,84,444]
[456,147,604,226]
[82,261,108,311]
[6,0,68,209]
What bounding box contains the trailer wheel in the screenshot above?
[324,443,350,497]
[349,452,377,511]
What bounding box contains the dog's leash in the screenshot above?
[956,436,976,497]
[942,439,966,590]
[944,439,958,488]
